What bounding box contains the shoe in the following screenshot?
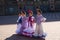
[41,33,47,39]
[39,33,47,39]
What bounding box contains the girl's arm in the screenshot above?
[17,16,21,22]
[40,15,46,22]
[41,17,46,22]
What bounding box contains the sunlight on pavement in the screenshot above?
[0,24,16,40]
[42,21,60,40]
[0,21,60,40]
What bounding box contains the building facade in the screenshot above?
[0,0,60,15]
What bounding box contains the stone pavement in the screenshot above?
[0,21,60,40]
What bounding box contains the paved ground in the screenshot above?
[0,13,60,40]
[0,21,60,40]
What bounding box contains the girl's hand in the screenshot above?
[41,18,46,22]
[44,18,46,21]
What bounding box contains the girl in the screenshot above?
[16,13,22,34]
[33,9,46,38]
[23,10,35,37]
[21,10,28,34]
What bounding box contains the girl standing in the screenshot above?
[33,9,46,38]
[23,10,35,37]
[20,10,28,34]
[16,13,22,34]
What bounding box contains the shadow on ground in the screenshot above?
[5,34,45,40]
[0,13,60,25]
[0,16,17,25]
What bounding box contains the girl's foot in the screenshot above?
[41,33,47,39]
[41,35,46,39]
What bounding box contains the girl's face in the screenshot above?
[29,13,33,16]
[18,13,21,16]
[37,11,41,15]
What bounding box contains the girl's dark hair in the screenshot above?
[21,10,26,15]
[36,9,42,13]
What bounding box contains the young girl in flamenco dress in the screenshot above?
[22,10,35,37]
[33,9,47,39]
[16,13,22,34]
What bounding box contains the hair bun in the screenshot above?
[28,9,32,13]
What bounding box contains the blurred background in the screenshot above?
[0,0,60,24]
[0,0,60,15]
